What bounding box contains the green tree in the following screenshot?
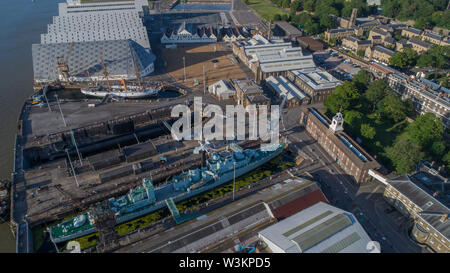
[365,79,390,111]
[431,141,446,157]
[357,49,365,58]
[378,92,407,122]
[417,45,450,69]
[360,123,376,139]
[352,70,371,93]
[444,151,450,166]
[389,47,418,69]
[407,113,444,149]
[291,0,301,12]
[303,0,316,12]
[325,82,361,114]
[386,135,425,174]
[343,110,363,134]
[281,0,290,8]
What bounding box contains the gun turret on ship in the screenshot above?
[48,142,285,243]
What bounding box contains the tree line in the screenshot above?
[381,0,450,30]
[389,45,450,70]
[324,70,449,174]
[269,0,377,35]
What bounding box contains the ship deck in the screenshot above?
[13,90,230,224]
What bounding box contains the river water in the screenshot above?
[0,0,62,253]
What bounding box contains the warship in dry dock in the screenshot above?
[48,142,285,243]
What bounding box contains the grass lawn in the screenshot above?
[358,113,408,167]
[245,0,289,21]
[73,233,98,250]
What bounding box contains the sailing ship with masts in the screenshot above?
[81,50,162,99]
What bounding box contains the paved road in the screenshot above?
[283,123,424,253]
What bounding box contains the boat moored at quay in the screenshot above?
[48,142,285,243]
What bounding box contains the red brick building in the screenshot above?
[299,108,381,183]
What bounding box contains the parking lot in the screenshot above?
[314,52,362,80]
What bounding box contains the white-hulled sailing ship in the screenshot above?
[81,51,162,99]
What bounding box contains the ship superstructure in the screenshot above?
[48,142,285,243]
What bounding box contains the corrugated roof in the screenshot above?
[266,76,308,101]
[259,202,373,253]
[32,39,155,82]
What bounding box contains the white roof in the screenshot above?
[208,80,235,95]
[266,76,308,101]
[43,6,150,48]
[244,42,292,58]
[259,202,373,253]
[60,0,147,15]
[290,67,342,90]
[258,51,316,73]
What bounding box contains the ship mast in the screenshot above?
[99,53,111,91]
[84,59,94,85]
[131,49,143,90]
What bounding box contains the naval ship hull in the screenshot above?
[50,144,284,243]
[81,87,160,99]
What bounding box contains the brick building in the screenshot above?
[265,76,310,108]
[364,45,394,64]
[383,175,449,253]
[387,73,450,129]
[342,36,372,53]
[287,68,342,103]
[230,78,270,107]
[299,109,381,183]
[407,38,432,54]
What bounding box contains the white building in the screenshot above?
[42,11,150,48]
[208,80,235,100]
[258,202,373,253]
[32,0,155,83]
[32,40,155,83]
[59,0,148,16]
[161,22,217,44]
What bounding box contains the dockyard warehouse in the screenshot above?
[58,0,149,16]
[258,202,373,253]
[32,39,156,83]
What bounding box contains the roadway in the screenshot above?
[281,109,424,253]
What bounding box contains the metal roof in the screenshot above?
[274,21,303,36]
[42,10,150,48]
[387,175,450,239]
[259,202,372,253]
[257,48,315,73]
[32,39,156,82]
[290,67,342,91]
[266,76,308,101]
[388,175,449,214]
[59,0,148,15]
[231,78,263,95]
